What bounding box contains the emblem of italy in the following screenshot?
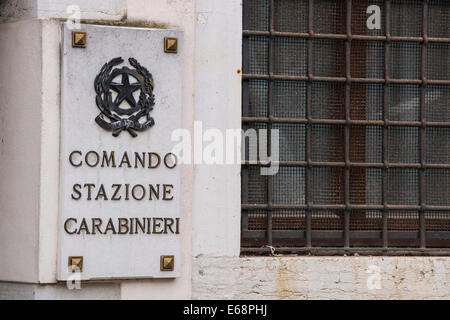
[94,57,155,137]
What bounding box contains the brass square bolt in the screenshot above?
[68,256,83,272]
[160,255,175,271]
[164,37,178,53]
[72,31,86,48]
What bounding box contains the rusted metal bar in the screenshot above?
[305,0,314,248]
[243,72,450,86]
[266,0,274,246]
[242,116,450,127]
[241,247,450,256]
[243,160,450,169]
[343,0,353,249]
[242,73,450,84]
[419,0,429,249]
[241,0,250,239]
[243,30,450,44]
[242,203,450,211]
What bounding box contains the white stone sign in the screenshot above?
[58,23,182,280]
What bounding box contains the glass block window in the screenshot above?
[242,0,450,254]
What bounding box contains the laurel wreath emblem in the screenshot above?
[94,57,155,137]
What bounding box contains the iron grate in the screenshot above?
[242,0,450,253]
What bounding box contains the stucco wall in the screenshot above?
[0,0,124,23]
[0,282,120,300]
[0,19,43,283]
[0,18,61,284]
[192,256,450,299]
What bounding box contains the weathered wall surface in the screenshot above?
[0,0,124,23]
[192,256,450,299]
[0,282,121,300]
[0,19,43,283]
[191,0,242,257]
[0,0,37,23]
[0,18,60,284]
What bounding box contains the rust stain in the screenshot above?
[276,260,293,300]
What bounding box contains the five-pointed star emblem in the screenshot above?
[109,73,141,107]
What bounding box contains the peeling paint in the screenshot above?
[193,256,450,300]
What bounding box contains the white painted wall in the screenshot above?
[0,282,121,300]
[0,0,37,23]
[192,0,242,258]
[39,20,61,284]
[0,18,60,284]
[193,256,450,300]
[0,19,43,283]
[38,0,124,20]
[0,0,124,23]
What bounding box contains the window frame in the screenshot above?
[241,0,450,255]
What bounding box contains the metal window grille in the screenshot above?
[241,0,450,255]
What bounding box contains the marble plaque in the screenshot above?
[58,23,182,280]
